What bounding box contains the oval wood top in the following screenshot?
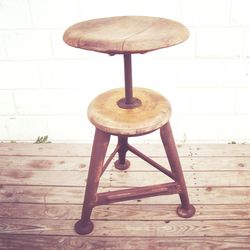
[63,16,189,54]
[88,87,172,135]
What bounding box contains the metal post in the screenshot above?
[117,54,141,109]
[74,128,110,235]
[160,122,195,218]
[114,136,130,170]
[124,54,133,104]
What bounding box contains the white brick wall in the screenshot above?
[0,91,15,115]
[0,0,31,29]
[0,0,250,143]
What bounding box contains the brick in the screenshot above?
[38,61,84,89]
[4,31,53,60]
[29,0,80,29]
[171,114,219,143]
[218,115,250,142]
[180,0,231,26]
[235,88,250,114]
[0,35,6,59]
[0,62,40,89]
[132,57,178,88]
[164,88,192,115]
[0,91,16,115]
[244,29,250,58]
[223,60,249,87]
[39,58,122,90]
[176,59,225,87]
[196,28,244,58]
[0,0,31,29]
[231,0,250,26]
[80,0,181,20]
[6,116,48,141]
[190,88,236,114]
[47,115,94,142]
[0,118,9,141]
[51,30,88,59]
[13,89,92,115]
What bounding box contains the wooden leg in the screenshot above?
[114,136,130,170]
[74,128,110,235]
[160,122,195,218]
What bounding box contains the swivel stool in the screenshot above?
[63,16,195,235]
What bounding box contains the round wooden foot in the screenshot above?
[74,220,94,235]
[114,159,130,170]
[176,205,196,218]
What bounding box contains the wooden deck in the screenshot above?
[0,143,249,249]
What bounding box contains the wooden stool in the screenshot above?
[63,16,195,235]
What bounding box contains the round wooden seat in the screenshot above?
[88,87,171,135]
[63,16,189,54]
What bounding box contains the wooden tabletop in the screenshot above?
[63,16,189,54]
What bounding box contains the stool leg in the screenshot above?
[75,128,110,235]
[114,136,130,170]
[160,122,195,218]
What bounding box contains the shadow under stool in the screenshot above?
[63,16,196,235]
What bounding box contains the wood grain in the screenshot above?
[0,169,249,187]
[1,143,250,157]
[1,155,249,171]
[1,203,249,221]
[1,235,250,250]
[88,88,171,135]
[0,143,249,249]
[1,219,250,237]
[1,185,249,204]
[63,16,189,54]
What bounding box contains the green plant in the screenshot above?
[34,135,51,144]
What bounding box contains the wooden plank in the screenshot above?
[0,156,88,171]
[1,185,249,204]
[0,169,249,187]
[1,203,250,221]
[0,143,92,157]
[106,171,250,188]
[187,144,250,157]
[0,218,249,237]
[1,143,250,157]
[1,235,250,250]
[1,155,249,171]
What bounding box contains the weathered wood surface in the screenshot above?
[1,185,249,204]
[0,143,249,249]
[63,16,189,54]
[1,218,250,237]
[0,169,249,187]
[88,88,171,135]
[1,235,250,250]
[1,204,249,221]
[1,155,250,171]
[1,143,250,157]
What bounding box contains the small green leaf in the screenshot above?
[34,135,51,144]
